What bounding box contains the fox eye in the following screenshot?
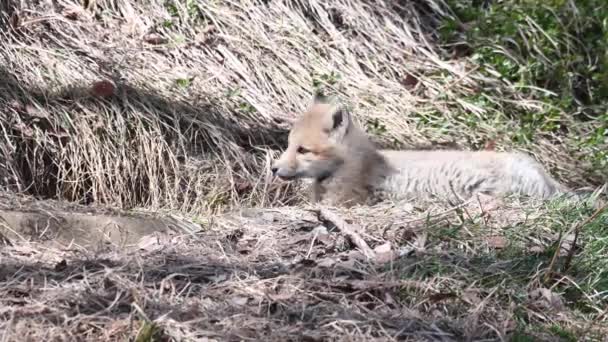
[297,146,310,154]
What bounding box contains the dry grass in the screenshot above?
[1,0,608,341]
[1,0,605,214]
[1,192,607,341]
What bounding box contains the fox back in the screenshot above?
[272,96,570,207]
[377,149,566,202]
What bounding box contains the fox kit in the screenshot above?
[272,95,573,207]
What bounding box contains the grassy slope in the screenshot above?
[0,0,607,340]
[1,0,606,214]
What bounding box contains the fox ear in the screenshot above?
[329,106,351,140]
[331,107,345,130]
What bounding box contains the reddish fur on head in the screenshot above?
[271,95,351,181]
[272,94,392,206]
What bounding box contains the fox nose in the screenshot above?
[271,166,295,180]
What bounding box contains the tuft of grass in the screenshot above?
[440,0,608,182]
[134,321,165,342]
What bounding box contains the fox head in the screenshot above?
[271,95,353,181]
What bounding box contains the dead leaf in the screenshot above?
[373,242,397,264]
[230,296,248,306]
[486,235,507,249]
[528,287,564,311]
[401,73,419,89]
[137,234,160,251]
[91,80,115,97]
[375,251,397,264]
[143,33,168,45]
[312,225,328,235]
[374,242,391,254]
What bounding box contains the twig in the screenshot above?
[544,202,608,284]
[317,208,376,260]
[305,228,320,259]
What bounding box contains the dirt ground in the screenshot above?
[1,192,606,341]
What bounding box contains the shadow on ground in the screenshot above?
[1,196,601,341]
[0,231,468,341]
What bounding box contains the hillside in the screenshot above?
[0,0,607,341]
